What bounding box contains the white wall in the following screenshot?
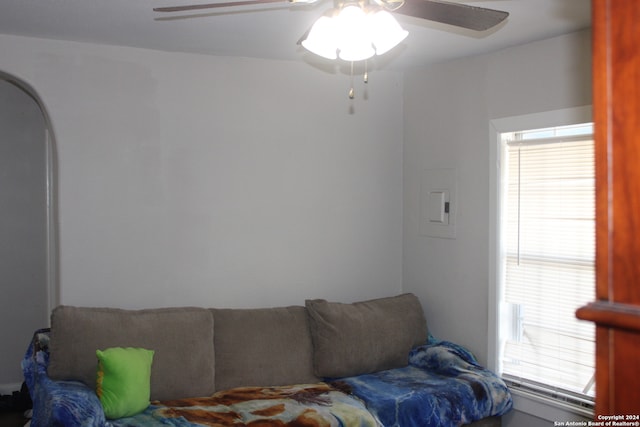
[1,28,594,423]
[0,79,49,391]
[403,30,592,426]
[0,34,404,310]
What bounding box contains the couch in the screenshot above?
[22,293,513,426]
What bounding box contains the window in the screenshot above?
[497,122,595,409]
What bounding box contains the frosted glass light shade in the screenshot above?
[301,4,407,61]
[336,5,375,61]
[369,10,408,55]
[301,16,338,59]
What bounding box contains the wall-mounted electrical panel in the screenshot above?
[419,168,457,239]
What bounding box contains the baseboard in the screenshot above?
[0,382,23,395]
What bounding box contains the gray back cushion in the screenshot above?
[212,306,319,391]
[306,293,428,378]
[48,306,215,401]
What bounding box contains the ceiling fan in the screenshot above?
[154,0,509,34]
[154,0,508,98]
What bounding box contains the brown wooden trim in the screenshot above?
[592,0,610,303]
[590,1,612,412]
[581,0,640,414]
[608,0,640,305]
[594,326,610,414]
[577,301,640,332]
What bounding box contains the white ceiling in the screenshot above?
[0,0,591,70]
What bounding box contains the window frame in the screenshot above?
[488,106,594,419]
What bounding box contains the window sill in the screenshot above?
[508,387,594,422]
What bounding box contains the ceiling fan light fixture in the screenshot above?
[369,10,407,55]
[301,2,407,61]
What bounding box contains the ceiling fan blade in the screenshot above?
[154,0,287,12]
[394,0,508,31]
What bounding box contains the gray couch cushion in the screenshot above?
[48,306,215,401]
[212,306,319,391]
[306,293,428,378]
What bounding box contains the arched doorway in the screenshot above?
[0,74,57,393]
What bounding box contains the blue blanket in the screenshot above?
[22,329,107,426]
[329,340,512,427]
[23,331,511,427]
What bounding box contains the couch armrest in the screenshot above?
[22,329,106,427]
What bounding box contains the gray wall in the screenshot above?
[403,30,592,426]
[0,79,48,392]
[0,35,405,310]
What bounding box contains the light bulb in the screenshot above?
[336,5,375,61]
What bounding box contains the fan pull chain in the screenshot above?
[348,61,370,99]
[364,60,368,84]
[349,61,355,99]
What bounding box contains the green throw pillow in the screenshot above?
[96,347,154,419]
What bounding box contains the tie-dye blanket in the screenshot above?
[108,383,379,427]
[329,340,513,427]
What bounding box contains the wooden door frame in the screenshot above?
[576,0,640,414]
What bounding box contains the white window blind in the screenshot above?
[499,124,595,404]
